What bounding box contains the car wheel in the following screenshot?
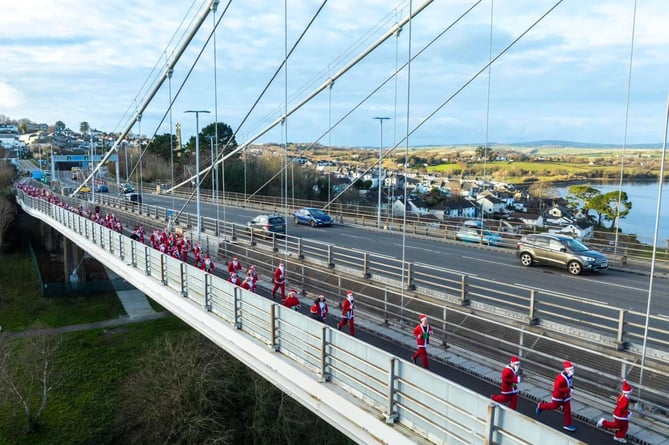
[310,220,316,227]
[519,252,534,267]
[567,261,583,275]
[294,217,299,225]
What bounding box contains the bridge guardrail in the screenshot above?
[50,190,669,421]
[22,192,587,445]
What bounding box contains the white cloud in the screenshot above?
[1,0,668,145]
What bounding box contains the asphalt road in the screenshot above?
[49,169,669,325]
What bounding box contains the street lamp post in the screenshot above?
[185,110,210,241]
[90,130,96,204]
[373,117,390,230]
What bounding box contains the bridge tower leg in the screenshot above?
[41,223,61,253]
[63,238,86,284]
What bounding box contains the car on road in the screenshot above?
[121,183,135,194]
[95,184,109,193]
[293,207,333,227]
[455,226,503,246]
[516,233,608,275]
[79,185,91,193]
[123,192,142,204]
[247,214,286,236]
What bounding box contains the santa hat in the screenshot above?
[289,288,298,295]
[419,314,427,321]
[510,356,521,365]
[346,291,354,298]
[563,361,574,370]
[622,380,633,393]
[233,256,238,260]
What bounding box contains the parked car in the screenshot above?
[79,185,91,193]
[516,233,608,275]
[455,226,503,246]
[247,214,286,236]
[293,207,333,227]
[95,184,109,193]
[123,192,142,204]
[121,183,135,194]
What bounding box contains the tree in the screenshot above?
[79,121,90,134]
[0,334,62,434]
[145,133,178,162]
[186,122,237,158]
[54,121,66,131]
[590,191,632,229]
[566,185,600,218]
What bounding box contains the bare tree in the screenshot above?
[0,334,62,433]
[0,196,16,252]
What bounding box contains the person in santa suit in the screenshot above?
[192,243,202,267]
[310,294,329,322]
[271,263,286,301]
[228,256,243,277]
[536,361,576,432]
[597,380,633,443]
[247,265,258,292]
[411,314,433,369]
[283,289,301,311]
[201,255,215,273]
[336,291,356,336]
[228,272,242,286]
[241,275,254,292]
[491,356,522,410]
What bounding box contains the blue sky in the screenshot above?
[1,0,668,147]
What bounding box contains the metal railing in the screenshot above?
[19,192,586,445]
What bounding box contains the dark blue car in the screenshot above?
[293,208,333,227]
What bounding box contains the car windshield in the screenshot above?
[268,217,284,224]
[309,209,327,217]
[564,238,589,252]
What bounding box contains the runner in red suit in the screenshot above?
[491,356,522,409]
[228,256,242,276]
[411,314,433,369]
[283,289,301,311]
[597,380,633,443]
[228,273,242,286]
[336,291,355,335]
[201,255,215,273]
[536,361,576,432]
[271,263,286,300]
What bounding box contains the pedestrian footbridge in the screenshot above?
[17,192,584,445]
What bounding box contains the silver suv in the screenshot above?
[516,233,608,275]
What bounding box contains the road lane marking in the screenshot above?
[339,234,370,240]
[392,243,441,253]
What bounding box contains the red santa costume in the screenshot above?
[491,356,522,409]
[241,276,254,292]
[283,289,301,311]
[597,380,633,443]
[271,263,286,300]
[228,273,242,286]
[193,243,202,267]
[336,291,356,336]
[411,314,433,369]
[201,255,215,273]
[247,265,258,290]
[310,295,329,322]
[228,256,243,276]
[536,361,576,432]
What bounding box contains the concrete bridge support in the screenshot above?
[63,238,86,284]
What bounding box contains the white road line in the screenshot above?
[462,255,516,267]
[393,243,441,253]
[339,234,369,240]
[513,283,609,305]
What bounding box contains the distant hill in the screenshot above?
[504,140,663,149]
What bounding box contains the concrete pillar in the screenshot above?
[63,238,85,284]
[41,223,60,253]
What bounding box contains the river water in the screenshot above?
[554,182,669,246]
